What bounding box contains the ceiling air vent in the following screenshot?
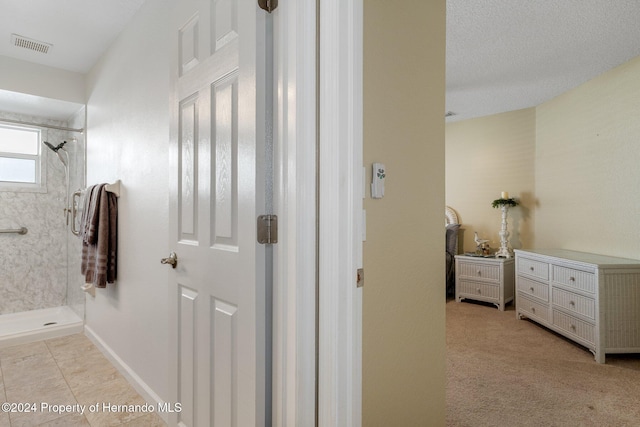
[11,34,52,54]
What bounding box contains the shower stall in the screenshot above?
[0,106,86,347]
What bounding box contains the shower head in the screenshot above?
[43,140,68,152]
[42,140,69,167]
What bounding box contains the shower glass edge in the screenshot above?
[66,108,87,322]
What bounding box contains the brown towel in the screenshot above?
[80,184,118,287]
[80,184,101,245]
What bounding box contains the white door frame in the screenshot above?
[273,0,363,426]
[318,0,363,425]
[272,0,317,425]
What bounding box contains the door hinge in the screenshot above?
[258,0,278,13]
[257,215,278,244]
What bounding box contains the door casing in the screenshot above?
[272,0,363,425]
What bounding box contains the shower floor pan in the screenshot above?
[0,306,83,348]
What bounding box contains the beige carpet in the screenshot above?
[446,299,640,427]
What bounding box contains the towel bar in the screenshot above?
[0,227,28,235]
[105,180,120,197]
[71,190,83,236]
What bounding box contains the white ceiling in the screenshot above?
[446,0,640,122]
[0,0,146,73]
[0,0,146,121]
[0,89,83,121]
[1,1,640,123]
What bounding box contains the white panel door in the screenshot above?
[168,0,267,426]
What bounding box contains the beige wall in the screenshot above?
[446,55,640,261]
[363,0,446,425]
[446,108,536,253]
[535,55,640,258]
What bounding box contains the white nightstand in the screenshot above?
[455,255,515,311]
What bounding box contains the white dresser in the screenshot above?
[455,255,515,311]
[515,249,640,363]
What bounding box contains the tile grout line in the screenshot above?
[5,339,79,427]
[46,336,132,427]
[0,352,15,427]
[0,356,8,426]
[45,334,151,427]
[43,337,91,426]
[0,335,165,426]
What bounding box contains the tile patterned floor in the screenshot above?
[0,334,167,427]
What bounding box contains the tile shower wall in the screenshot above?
[0,110,85,315]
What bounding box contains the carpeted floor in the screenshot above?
[446,299,640,427]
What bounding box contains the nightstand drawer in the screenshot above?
[458,262,500,282]
[552,309,595,345]
[552,266,596,293]
[518,258,549,281]
[458,280,499,299]
[518,276,549,302]
[552,288,595,320]
[517,294,550,323]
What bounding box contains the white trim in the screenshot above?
[273,0,363,424]
[84,326,170,425]
[318,0,363,426]
[350,1,364,424]
[272,0,317,425]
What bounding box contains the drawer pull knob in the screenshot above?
[569,277,575,282]
[530,267,534,271]
[530,287,535,292]
[531,307,536,313]
[569,301,575,306]
[477,270,482,276]
[570,324,576,330]
[477,288,481,294]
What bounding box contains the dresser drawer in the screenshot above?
[458,280,500,299]
[552,266,596,293]
[518,257,549,281]
[517,276,549,302]
[552,309,595,346]
[517,294,550,323]
[458,262,500,282]
[552,288,595,320]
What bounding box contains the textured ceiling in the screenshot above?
[446,0,640,122]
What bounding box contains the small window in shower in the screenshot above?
[0,124,45,192]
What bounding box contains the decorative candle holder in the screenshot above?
[495,205,512,258]
[491,194,519,259]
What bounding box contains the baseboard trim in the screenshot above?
[84,326,170,425]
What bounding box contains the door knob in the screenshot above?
[161,252,178,268]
